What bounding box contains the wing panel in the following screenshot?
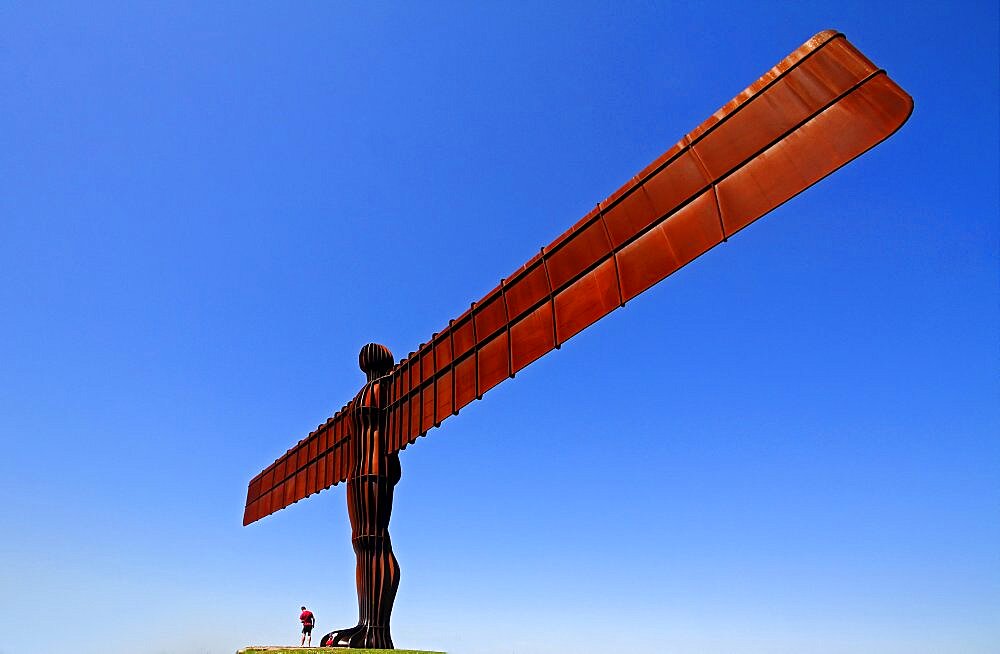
[452,313,475,357]
[324,450,335,488]
[504,260,551,320]
[394,358,413,448]
[433,329,454,424]
[420,379,436,434]
[331,443,343,482]
[435,369,454,423]
[261,468,273,497]
[394,393,409,452]
[391,361,407,451]
[615,206,684,302]
[433,332,453,366]
[477,331,510,395]
[389,370,402,450]
[306,461,317,497]
[307,434,318,464]
[454,354,477,410]
[659,190,725,268]
[317,455,327,495]
[342,438,352,478]
[718,73,912,235]
[554,258,621,344]
[408,389,422,438]
[313,459,322,495]
[395,357,411,402]
[692,35,876,180]
[510,302,555,373]
[255,492,267,522]
[474,288,508,344]
[417,344,432,385]
[607,151,709,247]
[546,216,614,290]
[684,30,842,144]
[334,415,346,474]
[249,477,261,506]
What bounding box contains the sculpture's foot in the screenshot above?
[319,624,393,649]
[318,624,361,648]
[350,625,393,649]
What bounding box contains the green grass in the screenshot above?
[238,648,444,654]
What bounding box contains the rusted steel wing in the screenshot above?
[379,30,912,454]
[243,30,912,524]
[243,404,353,525]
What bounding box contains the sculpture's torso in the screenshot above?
[351,377,400,482]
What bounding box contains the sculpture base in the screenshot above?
[238,648,444,654]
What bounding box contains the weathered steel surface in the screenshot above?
[242,406,352,525]
[243,30,912,527]
[377,30,911,453]
[315,343,402,648]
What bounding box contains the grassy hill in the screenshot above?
[238,648,444,654]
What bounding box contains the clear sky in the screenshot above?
[1,2,997,653]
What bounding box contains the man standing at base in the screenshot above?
[299,606,315,646]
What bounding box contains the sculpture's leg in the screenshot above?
[321,454,401,649]
[319,482,364,649]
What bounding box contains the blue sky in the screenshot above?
[1,2,997,653]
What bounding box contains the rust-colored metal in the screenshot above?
[243,31,912,648]
[314,343,402,649]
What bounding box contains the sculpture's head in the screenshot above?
[359,342,394,380]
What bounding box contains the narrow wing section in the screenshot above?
[381,30,911,455]
[243,403,353,525]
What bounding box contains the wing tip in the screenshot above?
[812,29,842,43]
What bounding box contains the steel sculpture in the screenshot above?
[243,31,912,649]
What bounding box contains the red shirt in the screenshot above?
[300,610,314,625]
